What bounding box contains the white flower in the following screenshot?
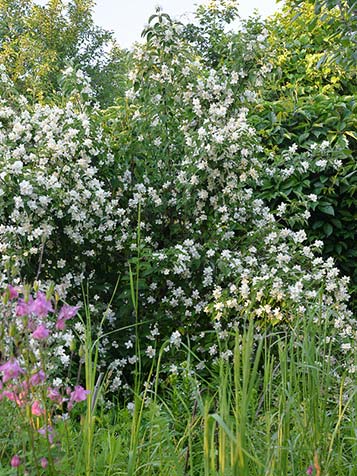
[170,331,182,348]
[11,161,23,173]
[293,230,307,243]
[316,159,327,168]
[127,402,135,412]
[19,180,33,196]
[209,345,217,356]
[145,346,156,359]
[169,364,178,374]
[63,66,74,76]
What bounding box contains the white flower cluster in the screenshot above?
[112,14,355,376]
[0,69,127,292]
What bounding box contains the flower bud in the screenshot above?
[10,455,21,467]
[23,284,31,302]
[70,339,76,352]
[46,282,55,300]
[9,323,16,338]
[2,290,9,304]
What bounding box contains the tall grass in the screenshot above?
[53,304,356,476]
[199,309,356,476]
[1,291,354,474]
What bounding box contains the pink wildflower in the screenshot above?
[55,318,66,330]
[47,387,63,404]
[306,466,314,475]
[70,385,90,403]
[2,390,16,401]
[30,292,53,317]
[40,457,48,469]
[58,304,79,320]
[8,285,18,300]
[32,324,50,340]
[56,304,79,330]
[3,389,27,407]
[10,455,21,467]
[31,400,44,416]
[38,425,54,444]
[0,358,24,382]
[18,393,27,407]
[29,370,46,386]
[16,297,33,316]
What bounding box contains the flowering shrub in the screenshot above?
[0,284,87,472]
[0,65,123,295]
[102,5,355,380]
[0,1,355,391]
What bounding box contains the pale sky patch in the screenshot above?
[34,0,282,49]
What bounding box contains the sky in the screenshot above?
[35,0,281,49]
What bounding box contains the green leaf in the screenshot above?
[331,218,342,228]
[323,223,333,237]
[319,205,335,216]
[335,244,343,255]
[312,220,324,230]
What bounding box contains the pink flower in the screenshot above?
[55,318,66,330]
[0,358,24,382]
[1,390,27,407]
[10,455,21,467]
[2,390,16,401]
[38,425,54,444]
[8,285,18,300]
[40,457,48,469]
[58,304,79,321]
[47,387,63,404]
[32,324,50,340]
[15,391,27,407]
[70,385,90,403]
[30,292,53,317]
[29,370,46,386]
[56,304,79,330]
[16,297,33,316]
[31,400,44,416]
[306,466,314,475]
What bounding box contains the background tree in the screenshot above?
[0,0,129,105]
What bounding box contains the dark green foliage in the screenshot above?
[252,93,357,305]
[250,2,357,308]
